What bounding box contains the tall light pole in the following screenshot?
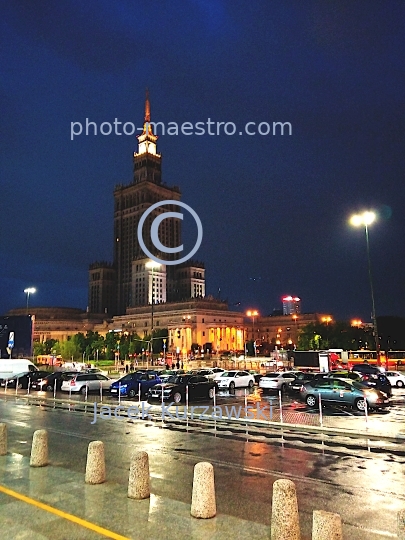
[349,211,380,360]
[246,310,259,357]
[145,261,161,362]
[321,316,333,349]
[24,287,36,314]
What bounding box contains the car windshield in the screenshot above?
[352,381,370,390]
[119,373,140,382]
[221,371,236,377]
[11,372,29,379]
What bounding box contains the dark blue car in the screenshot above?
[110,370,161,398]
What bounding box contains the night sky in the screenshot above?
[1,1,404,321]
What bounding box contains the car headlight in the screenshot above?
[120,384,128,388]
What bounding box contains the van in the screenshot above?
[0,359,38,380]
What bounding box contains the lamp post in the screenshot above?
[349,211,381,363]
[145,261,161,363]
[321,316,332,349]
[24,287,36,314]
[246,310,259,357]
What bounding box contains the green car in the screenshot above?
[300,377,390,412]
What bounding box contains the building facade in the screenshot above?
[88,91,206,315]
[282,295,301,315]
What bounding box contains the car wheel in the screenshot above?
[128,389,136,399]
[248,380,254,388]
[208,388,215,399]
[306,395,317,408]
[46,385,53,392]
[80,386,88,395]
[229,381,235,391]
[281,383,286,392]
[354,398,366,412]
[173,392,182,403]
[396,380,404,388]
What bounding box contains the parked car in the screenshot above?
[110,370,161,398]
[259,371,300,392]
[0,370,50,390]
[286,372,322,395]
[326,370,361,381]
[61,373,113,394]
[351,364,383,376]
[300,378,390,411]
[187,369,216,381]
[211,367,226,380]
[247,370,262,384]
[217,370,255,391]
[385,371,405,388]
[148,374,216,403]
[31,371,78,391]
[359,372,392,397]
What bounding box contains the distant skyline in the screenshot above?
[1,2,404,320]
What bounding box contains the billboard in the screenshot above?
[0,316,33,358]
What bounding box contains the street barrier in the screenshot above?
[312,509,342,540]
[271,478,300,540]
[30,429,48,467]
[127,450,150,500]
[85,440,105,484]
[398,510,405,540]
[191,461,216,519]
[0,423,7,455]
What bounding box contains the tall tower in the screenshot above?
[282,296,301,315]
[114,91,182,314]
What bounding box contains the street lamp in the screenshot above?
[349,211,380,359]
[321,316,332,349]
[246,310,259,357]
[24,287,36,314]
[145,261,161,360]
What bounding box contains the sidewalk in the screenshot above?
[0,453,268,540]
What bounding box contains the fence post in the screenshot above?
[0,424,7,455]
[271,479,300,540]
[398,510,405,540]
[312,509,342,540]
[278,390,283,424]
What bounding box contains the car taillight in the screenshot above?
[70,379,76,385]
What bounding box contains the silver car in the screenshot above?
[61,373,112,394]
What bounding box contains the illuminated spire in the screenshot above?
[142,88,153,135]
[144,88,151,123]
[136,88,158,155]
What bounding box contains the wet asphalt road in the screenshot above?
[0,392,405,539]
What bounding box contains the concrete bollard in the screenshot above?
[398,510,405,540]
[271,479,300,540]
[312,510,343,540]
[30,430,48,467]
[85,441,105,484]
[0,423,7,455]
[191,461,216,519]
[128,451,150,499]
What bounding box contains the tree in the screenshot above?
[298,321,373,350]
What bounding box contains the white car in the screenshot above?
[259,371,299,392]
[211,368,226,380]
[61,373,113,394]
[217,370,255,390]
[385,371,405,388]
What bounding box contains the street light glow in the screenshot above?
[349,211,376,227]
[246,310,258,317]
[24,287,36,294]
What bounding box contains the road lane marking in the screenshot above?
[0,484,131,540]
